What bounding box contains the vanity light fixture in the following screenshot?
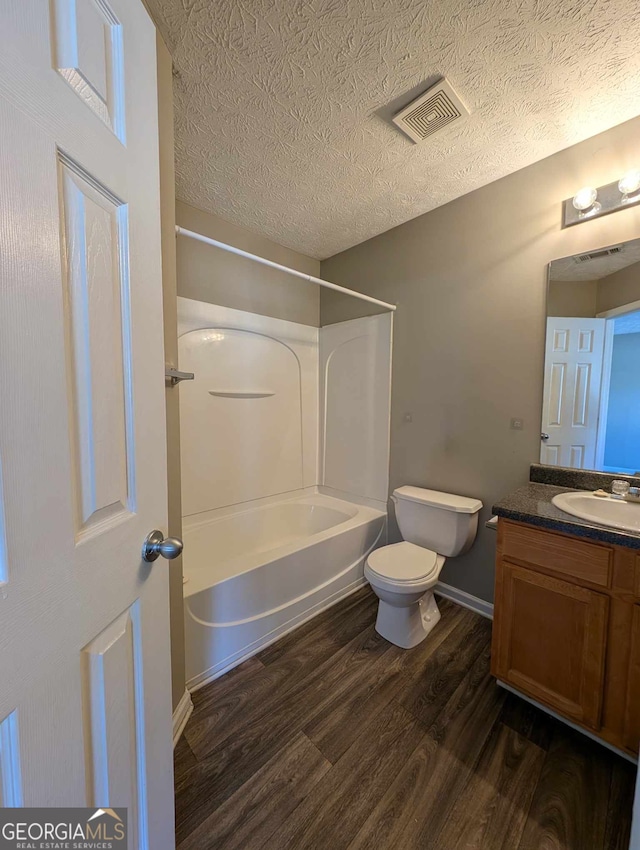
[572,187,600,217]
[563,169,640,227]
[618,169,640,200]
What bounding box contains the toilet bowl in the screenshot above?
[365,542,445,648]
[365,486,482,649]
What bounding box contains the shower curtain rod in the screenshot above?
[175,226,397,312]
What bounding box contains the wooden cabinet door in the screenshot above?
[623,605,640,751]
[492,562,609,729]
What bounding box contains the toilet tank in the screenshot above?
[392,486,483,557]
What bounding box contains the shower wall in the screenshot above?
[320,313,392,508]
[178,297,318,515]
[177,297,392,518]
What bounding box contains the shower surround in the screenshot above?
[177,297,392,687]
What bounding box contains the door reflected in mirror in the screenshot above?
[542,238,640,474]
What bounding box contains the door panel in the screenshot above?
[51,0,126,139]
[541,317,605,468]
[0,2,174,846]
[546,361,565,426]
[82,603,145,841]
[493,561,609,729]
[59,153,135,538]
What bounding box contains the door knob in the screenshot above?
[142,530,183,562]
[541,433,550,441]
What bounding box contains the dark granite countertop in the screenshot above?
[492,482,640,549]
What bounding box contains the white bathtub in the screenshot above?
[182,492,386,689]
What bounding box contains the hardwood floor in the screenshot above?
[174,587,636,850]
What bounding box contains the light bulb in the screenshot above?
[572,186,598,212]
[618,169,640,196]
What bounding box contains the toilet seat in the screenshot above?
[365,542,444,592]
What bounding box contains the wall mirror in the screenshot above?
[542,237,640,474]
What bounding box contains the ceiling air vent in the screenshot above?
[392,79,469,144]
[574,245,624,263]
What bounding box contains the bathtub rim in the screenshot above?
[185,515,385,626]
[182,484,358,529]
[182,488,385,598]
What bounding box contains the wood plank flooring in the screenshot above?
[174,587,636,850]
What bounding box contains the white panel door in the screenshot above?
[0,2,174,847]
[541,317,606,469]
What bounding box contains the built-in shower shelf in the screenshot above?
[208,390,275,398]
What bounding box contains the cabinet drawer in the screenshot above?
[501,521,612,588]
[634,554,640,598]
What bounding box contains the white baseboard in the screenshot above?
[435,581,494,620]
[172,689,194,748]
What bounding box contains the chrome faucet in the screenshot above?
[610,481,640,503]
[611,480,630,497]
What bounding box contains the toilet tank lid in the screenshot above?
[393,486,483,514]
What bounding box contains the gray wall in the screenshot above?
[321,114,640,604]
[547,280,598,317]
[597,260,640,314]
[543,263,640,320]
[548,268,640,318]
[176,202,320,326]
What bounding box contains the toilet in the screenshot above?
[365,486,483,648]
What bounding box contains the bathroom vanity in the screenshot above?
[492,478,640,758]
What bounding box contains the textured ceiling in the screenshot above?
[147,0,640,259]
[549,239,640,281]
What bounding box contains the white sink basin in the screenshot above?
[552,491,640,533]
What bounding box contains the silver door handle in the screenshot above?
[541,433,550,441]
[142,530,183,562]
